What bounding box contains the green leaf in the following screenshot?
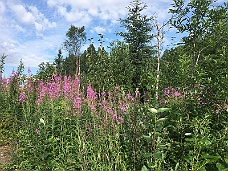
[198,166,206,171]
[224,158,228,165]
[143,152,152,158]
[204,139,212,145]
[185,138,194,142]
[141,165,149,171]
[202,153,221,162]
[149,108,158,113]
[143,135,152,141]
[216,162,228,171]
[175,162,180,171]
[157,118,167,123]
[157,108,170,113]
[155,151,162,159]
[156,124,163,132]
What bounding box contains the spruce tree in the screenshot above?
[118,0,155,89]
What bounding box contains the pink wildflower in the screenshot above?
[87,85,97,100]
[118,116,124,124]
[173,92,181,97]
[19,93,27,102]
[101,91,106,97]
[73,97,81,109]
[112,114,117,121]
[34,129,40,133]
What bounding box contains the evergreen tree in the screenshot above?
[62,54,77,77]
[53,49,64,75]
[118,0,155,89]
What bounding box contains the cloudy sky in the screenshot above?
[0,0,225,76]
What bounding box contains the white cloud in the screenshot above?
[47,0,130,25]
[90,26,106,34]
[57,6,91,26]
[8,1,56,36]
[14,24,26,32]
[10,4,35,24]
[0,1,5,14]
[3,34,63,67]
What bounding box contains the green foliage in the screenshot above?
[53,49,64,75]
[63,25,86,75]
[80,40,135,93]
[0,54,7,75]
[1,1,227,170]
[62,54,77,77]
[36,62,55,81]
[108,41,134,91]
[161,46,192,88]
[141,107,171,170]
[63,25,86,56]
[169,0,228,112]
[118,0,155,89]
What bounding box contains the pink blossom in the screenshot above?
[121,104,127,113]
[73,97,81,109]
[87,85,97,100]
[37,98,42,105]
[101,91,106,97]
[112,114,117,121]
[126,93,133,100]
[34,129,40,133]
[118,116,124,124]
[19,92,27,102]
[173,92,181,97]
[91,105,96,111]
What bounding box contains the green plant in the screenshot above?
[141,107,171,170]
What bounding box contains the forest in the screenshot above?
[0,0,227,170]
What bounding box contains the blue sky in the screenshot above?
[0,0,225,77]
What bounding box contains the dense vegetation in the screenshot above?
[0,0,227,170]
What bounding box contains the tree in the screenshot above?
[0,54,7,80]
[169,0,228,110]
[53,49,64,75]
[170,0,228,80]
[62,54,76,77]
[63,25,86,76]
[161,46,192,88]
[109,40,134,91]
[154,19,169,99]
[118,0,155,89]
[36,62,55,81]
[80,43,97,76]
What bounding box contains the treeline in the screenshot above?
[34,0,227,107]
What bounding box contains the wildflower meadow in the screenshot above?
[0,69,227,171]
[0,0,227,170]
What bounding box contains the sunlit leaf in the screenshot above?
[157,108,170,113]
[185,138,194,142]
[40,118,45,125]
[141,165,149,171]
[157,118,167,123]
[149,108,158,113]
